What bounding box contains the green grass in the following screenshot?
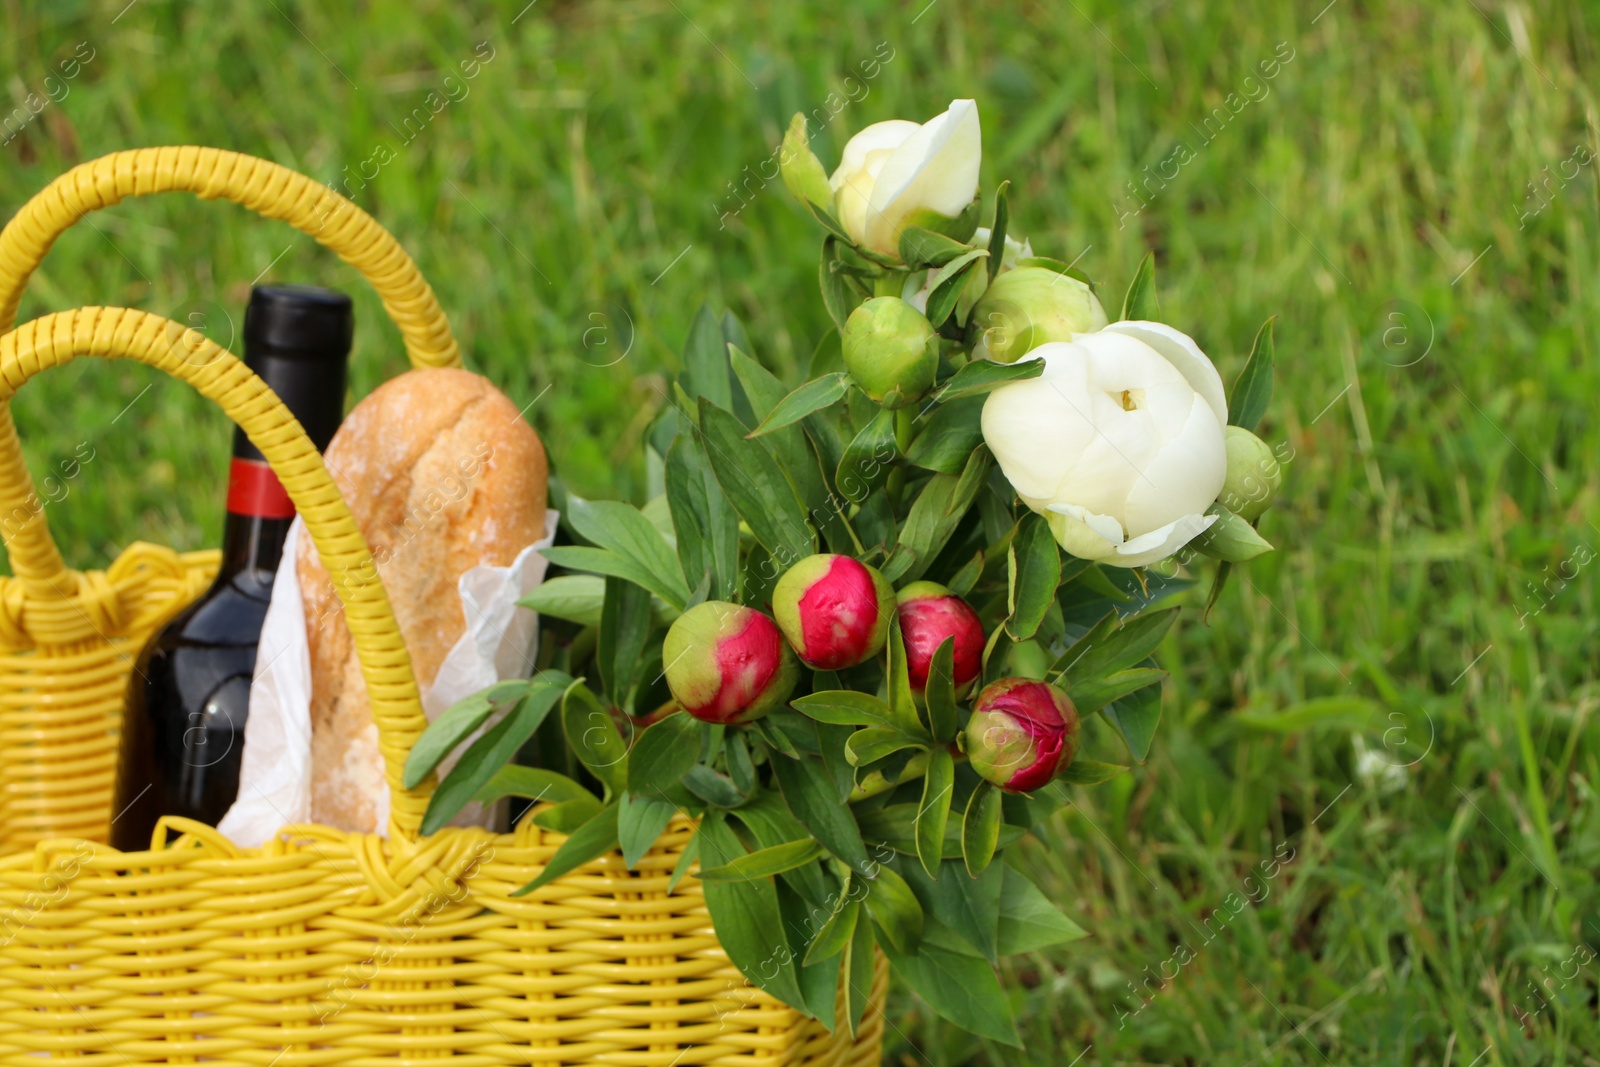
[3,1,1598,1063]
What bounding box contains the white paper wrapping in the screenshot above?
[217,509,560,847]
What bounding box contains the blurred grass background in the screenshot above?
[3,0,1598,1063]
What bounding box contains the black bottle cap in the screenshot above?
[243,285,354,362]
[235,286,353,459]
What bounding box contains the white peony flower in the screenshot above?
[980,322,1229,567]
[829,99,981,257]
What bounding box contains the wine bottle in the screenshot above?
[110,285,352,850]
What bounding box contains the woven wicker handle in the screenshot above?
[0,146,462,588]
[0,307,436,843]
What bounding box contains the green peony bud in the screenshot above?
[662,601,798,725]
[1219,426,1282,522]
[842,296,939,409]
[780,113,833,212]
[967,266,1110,363]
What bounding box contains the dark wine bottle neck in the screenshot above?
[218,457,296,597]
[218,511,293,592]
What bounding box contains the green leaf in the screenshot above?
[804,881,861,966]
[1052,606,1178,684]
[681,303,733,410]
[807,200,857,246]
[761,710,824,759]
[726,730,757,795]
[791,690,894,727]
[598,576,652,705]
[845,727,924,767]
[518,575,607,628]
[1067,666,1167,715]
[1204,560,1233,623]
[904,396,985,474]
[886,622,923,735]
[808,327,844,378]
[537,545,687,613]
[751,715,800,759]
[947,548,984,599]
[890,853,1003,964]
[1006,513,1060,641]
[899,226,974,269]
[1121,250,1159,322]
[932,358,1045,402]
[816,721,856,804]
[1194,505,1275,561]
[902,198,982,244]
[668,827,700,893]
[820,236,857,330]
[915,747,956,877]
[696,814,809,1011]
[835,405,898,503]
[981,622,1013,686]
[565,496,690,609]
[1234,696,1380,733]
[843,901,876,1037]
[1102,680,1164,763]
[783,881,841,1029]
[698,839,825,882]
[683,764,747,808]
[561,681,628,799]
[859,802,1027,858]
[1055,758,1131,786]
[618,791,678,869]
[924,638,959,743]
[986,181,1010,283]
[863,863,924,953]
[665,431,739,602]
[749,372,851,437]
[1230,316,1276,431]
[513,803,620,895]
[699,398,815,566]
[878,936,1019,1046]
[421,681,567,834]
[530,794,604,833]
[779,112,832,210]
[996,866,1089,954]
[473,766,593,807]
[923,249,988,328]
[727,787,832,906]
[770,755,872,872]
[962,781,1002,878]
[407,688,496,790]
[883,450,990,584]
[625,712,700,799]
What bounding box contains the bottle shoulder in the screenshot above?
[153,573,274,648]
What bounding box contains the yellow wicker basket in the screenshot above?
[0,150,887,1066]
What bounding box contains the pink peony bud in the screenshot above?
[663,601,799,724]
[773,554,896,670]
[964,677,1079,792]
[896,581,985,695]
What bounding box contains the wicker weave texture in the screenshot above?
[0,147,462,849]
[0,818,888,1066]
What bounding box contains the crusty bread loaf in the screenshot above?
[300,366,548,833]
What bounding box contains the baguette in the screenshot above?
[299,366,548,833]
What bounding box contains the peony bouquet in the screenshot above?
[413,98,1283,1044]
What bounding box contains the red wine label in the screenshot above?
[225,458,296,519]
